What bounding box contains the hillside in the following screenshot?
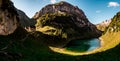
[105,12,120,32]
[35,1,102,47]
[91,12,120,52]
[96,19,111,31]
[99,12,120,53]
[0,0,120,61]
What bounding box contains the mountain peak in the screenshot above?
[54,1,72,5]
[34,1,102,47]
[33,1,86,20]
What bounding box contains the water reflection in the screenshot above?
[65,38,100,52]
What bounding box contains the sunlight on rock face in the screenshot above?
[0,0,18,35]
[0,12,18,35]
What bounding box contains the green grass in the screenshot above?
[0,30,120,61]
[100,31,120,51]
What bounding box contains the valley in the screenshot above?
[0,0,120,61]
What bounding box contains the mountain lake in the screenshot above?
[65,38,101,52]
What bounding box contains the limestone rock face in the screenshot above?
[0,0,19,35]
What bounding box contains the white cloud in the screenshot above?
[50,0,56,3]
[108,2,120,7]
[96,10,101,13]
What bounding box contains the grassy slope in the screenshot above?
[49,31,120,55]
[49,12,120,60]
[100,31,120,51]
[0,30,120,61]
[1,12,120,61]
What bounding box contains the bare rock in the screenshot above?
[0,0,19,35]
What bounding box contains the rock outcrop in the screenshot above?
[96,19,111,31]
[35,1,102,47]
[0,0,19,35]
[0,0,36,35]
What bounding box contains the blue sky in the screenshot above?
[11,0,120,24]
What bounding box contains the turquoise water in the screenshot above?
[65,38,100,52]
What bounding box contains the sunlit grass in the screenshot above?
[100,31,120,51]
[1,30,120,61]
[36,26,57,35]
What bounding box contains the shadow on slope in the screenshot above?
[0,28,120,61]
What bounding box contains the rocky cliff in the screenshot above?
[35,1,102,47]
[0,0,36,36]
[0,0,19,35]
